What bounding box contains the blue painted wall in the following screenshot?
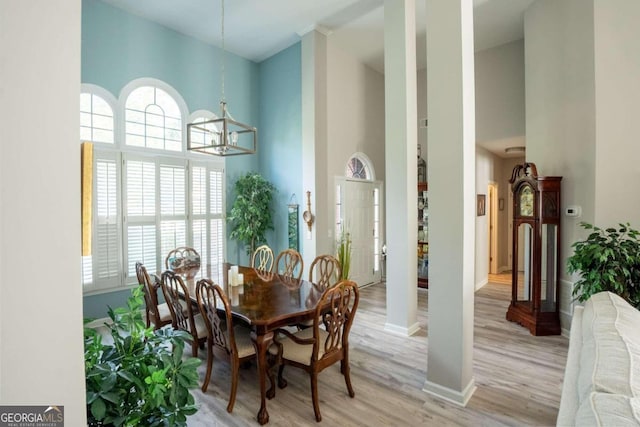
[81,0,303,318]
[258,43,302,257]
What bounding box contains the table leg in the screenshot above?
[251,330,274,425]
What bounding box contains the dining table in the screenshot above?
[183,263,326,425]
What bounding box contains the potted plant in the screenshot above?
[227,172,276,256]
[567,222,640,308]
[84,286,201,426]
[336,228,352,280]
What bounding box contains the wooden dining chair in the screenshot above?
[196,279,257,413]
[135,262,172,330]
[309,254,341,291]
[161,270,208,357]
[297,255,342,329]
[165,246,201,280]
[271,280,360,422]
[252,244,274,272]
[275,249,304,280]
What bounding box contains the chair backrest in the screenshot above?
[252,245,274,272]
[196,279,235,355]
[275,249,304,280]
[312,280,359,363]
[165,246,201,278]
[309,255,341,291]
[136,261,161,310]
[161,270,196,334]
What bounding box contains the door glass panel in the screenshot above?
[541,224,557,312]
[516,223,533,308]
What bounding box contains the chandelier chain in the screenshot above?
[221,0,226,103]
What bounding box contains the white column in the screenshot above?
[300,28,330,269]
[0,0,86,423]
[423,0,477,405]
[383,0,419,336]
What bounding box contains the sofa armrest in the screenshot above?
[556,305,583,427]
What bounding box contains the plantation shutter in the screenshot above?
[209,168,225,281]
[84,150,122,292]
[160,161,187,261]
[125,157,157,277]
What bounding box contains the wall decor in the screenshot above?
[288,194,299,251]
[477,194,486,216]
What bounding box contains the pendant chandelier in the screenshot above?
[187,0,257,156]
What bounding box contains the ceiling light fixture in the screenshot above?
[187,0,257,156]
[504,146,526,154]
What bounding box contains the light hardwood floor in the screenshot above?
[187,279,568,426]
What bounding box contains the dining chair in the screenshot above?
[135,262,172,330]
[271,280,360,422]
[196,279,257,413]
[165,246,201,280]
[297,255,342,329]
[161,270,208,357]
[309,254,341,291]
[252,244,274,272]
[275,249,304,280]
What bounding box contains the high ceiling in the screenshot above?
[99,0,534,71]
[98,0,535,157]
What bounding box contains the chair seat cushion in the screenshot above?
[193,313,209,338]
[157,302,173,322]
[232,326,256,359]
[277,327,329,365]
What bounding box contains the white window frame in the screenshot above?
[81,81,227,295]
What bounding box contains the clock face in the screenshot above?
[519,185,534,217]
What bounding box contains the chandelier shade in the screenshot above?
[187,102,257,156]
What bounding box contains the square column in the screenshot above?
[423,0,477,405]
[383,0,419,336]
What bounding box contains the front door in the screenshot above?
[338,178,381,286]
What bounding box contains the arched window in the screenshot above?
[345,152,375,180]
[80,84,115,144]
[124,85,182,151]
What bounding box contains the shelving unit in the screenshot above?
[417,182,428,288]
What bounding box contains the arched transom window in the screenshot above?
[125,86,182,151]
[345,153,374,180]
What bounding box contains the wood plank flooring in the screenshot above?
[187,280,568,426]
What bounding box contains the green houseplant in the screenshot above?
[567,222,640,308]
[227,172,276,256]
[336,228,352,280]
[84,286,201,427]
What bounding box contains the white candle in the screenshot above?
[237,273,244,294]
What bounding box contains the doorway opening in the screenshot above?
[335,152,383,287]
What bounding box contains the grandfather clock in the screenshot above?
[506,163,562,336]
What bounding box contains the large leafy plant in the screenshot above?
[84,286,201,426]
[567,222,640,308]
[227,172,276,256]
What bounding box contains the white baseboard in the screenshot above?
[423,377,477,407]
[498,265,510,273]
[384,321,421,337]
[475,278,488,291]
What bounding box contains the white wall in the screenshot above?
[593,0,640,226]
[525,0,597,330]
[0,0,86,423]
[325,39,386,251]
[475,39,526,148]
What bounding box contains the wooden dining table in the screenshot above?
[183,263,326,425]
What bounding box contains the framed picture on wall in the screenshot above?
[477,194,486,216]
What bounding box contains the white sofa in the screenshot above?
[557,291,640,426]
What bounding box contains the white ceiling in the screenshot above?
[98,0,535,157]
